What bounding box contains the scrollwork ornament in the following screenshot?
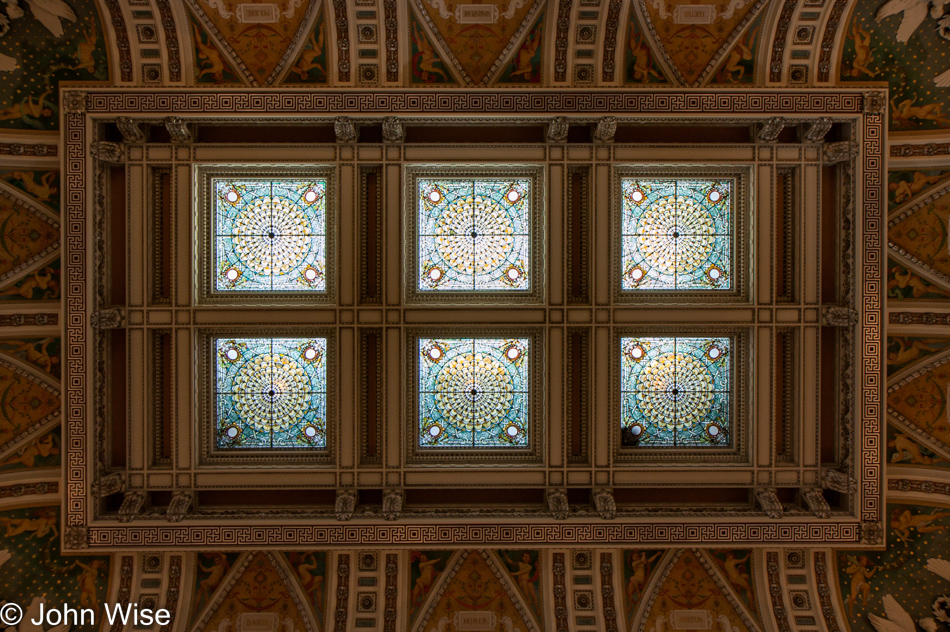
[91,308,125,329]
[64,525,89,549]
[381,116,403,143]
[861,521,883,545]
[63,90,87,113]
[863,91,887,115]
[382,488,403,520]
[91,141,124,164]
[803,117,833,143]
[164,116,192,143]
[755,488,783,519]
[118,492,145,522]
[593,116,617,143]
[758,116,786,142]
[802,488,831,519]
[166,491,194,522]
[334,116,357,143]
[116,117,145,143]
[593,488,617,520]
[547,116,569,143]
[335,489,356,521]
[547,488,570,520]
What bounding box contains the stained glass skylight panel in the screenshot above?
[418,337,530,448]
[214,337,327,449]
[214,179,326,292]
[417,179,531,291]
[620,336,730,447]
[621,179,731,291]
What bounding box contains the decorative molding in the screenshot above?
[166,491,193,522]
[554,0,573,82]
[821,305,857,326]
[0,313,58,327]
[383,554,397,632]
[766,552,792,632]
[110,556,134,632]
[160,555,182,632]
[813,552,841,632]
[553,552,569,632]
[600,552,619,632]
[91,308,125,329]
[823,141,855,163]
[891,142,950,157]
[383,0,398,82]
[822,468,857,494]
[334,554,351,632]
[601,0,622,82]
[816,0,848,82]
[890,478,950,498]
[118,492,145,522]
[102,0,133,81]
[889,312,950,325]
[336,489,356,521]
[769,0,797,83]
[154,0,182,82]
[330,0,351,82]
[0,142,57,157]
[0,480,57,499]
[91,141,124,163]
[334,116,357,143]
[864,91,886,114]
[93,472,126,498]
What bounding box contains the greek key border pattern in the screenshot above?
[861,110,884,524]
[64,88,883,547]
[82,91,865,115]
[65,107,87,531]
[80,523,861,548]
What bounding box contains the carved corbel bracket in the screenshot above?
[166,491,194,522]
[755,487,784,519]
[382,488,403,521]
[758,116,786,143]
[592,488,616,520]
[118,491,145,522]
[822,468,857,494]
[547,488,569,520]
[821,305,857,327]
[593,116,617,143]
[335,489,356,521]
[547,116,569,143]
[93,471,126,498]
[334,116,357,143]
[116,117,145,143]
[801,488,831,519]
[802,117,833,143]
[164,116,192,143]
[381,116,403,143]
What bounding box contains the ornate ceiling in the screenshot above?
[2,0,950,631]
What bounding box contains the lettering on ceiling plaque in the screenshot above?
[669,610,713,630]
[672,4,715,23]
[456,611,495,631]
[455,4,498,23]
[236,613,280,632]
[236,3,279,23]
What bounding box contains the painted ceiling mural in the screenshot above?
[3,1,950,631]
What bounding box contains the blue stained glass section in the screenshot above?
[620,336,730,447]
[214,179,327,292]
[418,179,531,291]
[418,337,530,448]
[214,337,327,449]
[621,179,732,291]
